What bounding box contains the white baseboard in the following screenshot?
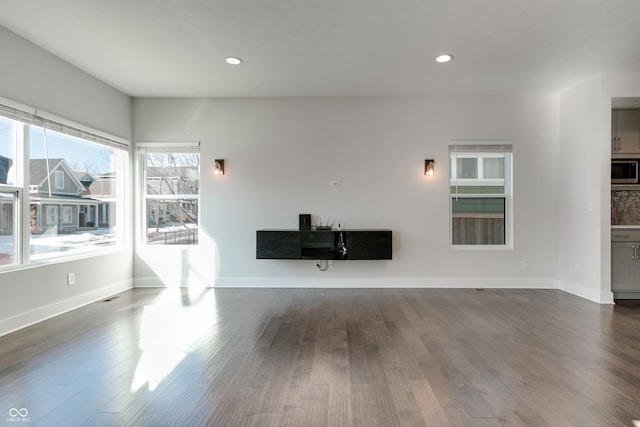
[132,276,559,289]
[133,277,210,288]
[0,279,133,337]
[559,280,615,304]
[134,277,167,287]
[599,291,615,304]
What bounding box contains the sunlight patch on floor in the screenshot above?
[130,288,218,392]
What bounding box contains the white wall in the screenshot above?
[133,95,560,289]
[0,26,133,336]
[557,76,607,302]
[0,26,130,139]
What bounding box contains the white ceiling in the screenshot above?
[1,0,640,98]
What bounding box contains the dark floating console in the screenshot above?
[256,229,392,260]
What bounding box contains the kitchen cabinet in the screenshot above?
[611,229,640,297]
[611,110,640,154]
[611,241,640,291]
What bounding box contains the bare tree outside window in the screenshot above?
[143,152,200,245]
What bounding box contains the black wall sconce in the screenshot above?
[424,159,435,176]
[214,159,225,175]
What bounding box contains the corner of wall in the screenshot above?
[559,279,614,304]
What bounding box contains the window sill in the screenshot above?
[450,244,513,250]
[0,245,130,273]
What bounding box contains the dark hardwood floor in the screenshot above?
[1,288,640,426]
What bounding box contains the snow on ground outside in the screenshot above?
[0,222,197,264]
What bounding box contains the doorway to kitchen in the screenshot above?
[610,97,640,300]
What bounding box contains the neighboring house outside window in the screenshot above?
[449,141,513,248]
[29,158,98,236]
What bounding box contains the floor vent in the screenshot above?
[101,296,120,303]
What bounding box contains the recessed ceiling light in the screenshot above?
[225,56,243,65]
[436,54,453,63]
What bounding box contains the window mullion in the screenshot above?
[19,123,29,264]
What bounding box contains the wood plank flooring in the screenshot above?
[1,288,640,426]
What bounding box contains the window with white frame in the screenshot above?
[54,170,64,189]
[46,206,59,225]
[0,101,128,267]
[449,142,513,247]
[62,205,73,224]
[139,143,200,245]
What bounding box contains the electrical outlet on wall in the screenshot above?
[67,273,75,286]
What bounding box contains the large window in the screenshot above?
[449,142,513,247]
[139,143,200,245]
[0,103,128,267]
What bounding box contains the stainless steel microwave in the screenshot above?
[612,159,639,184]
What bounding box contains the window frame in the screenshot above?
[54,170,64,189]
[449,141,513,249]
[45,205,59,225]
[137,143,201,247]
[61,205,73,224]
